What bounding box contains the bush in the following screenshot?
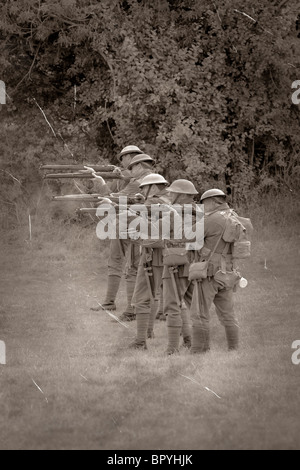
[0,0,299,226]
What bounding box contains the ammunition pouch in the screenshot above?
[163,247,189,267]
[188,261,208,281]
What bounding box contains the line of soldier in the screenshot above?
[85,145,253,355]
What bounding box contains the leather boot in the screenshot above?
[102,275,121,310]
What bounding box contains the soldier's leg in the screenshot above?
[214,286,239,351]
[178,276,191,347]
[103,239,126,310]
[155,286,164,320]
[181,304,191,348]
[120,243,139,321]
[190,279,216,354]
[147,267,163,339]
[147,300,157,339]
[183,281,196,349]
[163,271,183,355]
[129,263,151,350]
[156,286,166,321]
[124,275,137,318]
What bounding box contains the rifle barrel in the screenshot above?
[52,194,148,203]
[45,172,123,180]
[53,194,101,202]
[41,165,116,172]
[79,208,98,213]
[80,206,144,214]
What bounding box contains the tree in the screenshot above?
[0,0,299,216]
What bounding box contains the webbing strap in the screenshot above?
[220,242,231,273]
[206,217,229,263]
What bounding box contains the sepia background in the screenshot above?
[0,0,299,450]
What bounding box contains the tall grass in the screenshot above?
[0,191,300,450]
[235,191,300,240]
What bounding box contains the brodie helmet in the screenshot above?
[168,179,198,195]
[200,189,226,202]
[119,145,143,162]
[139,174,168,188]
[128,154,155,170]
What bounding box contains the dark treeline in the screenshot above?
[0,0,299,221]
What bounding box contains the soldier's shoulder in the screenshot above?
[205,210,223,221]
[205,209,229,229]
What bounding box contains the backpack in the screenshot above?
[221,210,253,259]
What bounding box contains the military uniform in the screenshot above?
[103,165,155,317]
[187,198,244,353]
[161,180,200,355]
[129,177,170,349]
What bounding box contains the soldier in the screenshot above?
[91,153,156,320]
[162,180,200,355]
[129,173,170,349]
[187,189,252,353]
[87,145,143,195]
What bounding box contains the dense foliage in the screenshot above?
[0,0,299,226]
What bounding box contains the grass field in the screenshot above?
[0,219,300,450]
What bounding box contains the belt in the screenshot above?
[165,240,186,248]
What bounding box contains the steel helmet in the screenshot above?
[139,174,168,188]
[119,145,143,161]
[168,179,198,195]
[200,189,226,202]
[128,154,155,170]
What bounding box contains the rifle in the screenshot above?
[53,194,103,202]
[52,194,145,204]
[79,208,101,214]
[45,172,124,180]
[40,164,117,172]
[79,204,179,225]
[79,205,140,215]
[79,201,170,214]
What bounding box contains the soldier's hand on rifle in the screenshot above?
[84,166,106,185]
[130,231,140,241]
[82,166,95,173]
[98,197,113,205]
[113,167,123,176]
[135,193,145,203]
[92,173,106,185]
